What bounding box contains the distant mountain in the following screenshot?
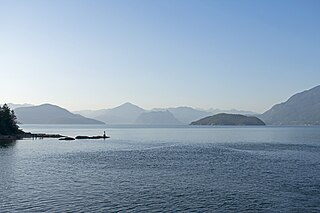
[135,110,182,125]
[75,103,256,125]
[166,107,211,124]
[260,85,320,125]
[93,103,145,124]
[2,103,34,109]
[15,104,104,124]
[207,108,256,115]
[191,113,265,126]
[152,106,256,124]
[73,109,106,118]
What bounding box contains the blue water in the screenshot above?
[1,125,320,212]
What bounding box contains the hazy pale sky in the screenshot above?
[1,0,319,113]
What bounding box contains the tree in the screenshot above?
[0,104,19,135]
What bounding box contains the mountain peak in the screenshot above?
[115,102,142,109]
[38,103,63,109]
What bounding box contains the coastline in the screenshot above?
[0,132,64,140]
[0,132,109,141]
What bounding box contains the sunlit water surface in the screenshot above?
[1,125,320,212]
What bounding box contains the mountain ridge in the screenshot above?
[92,102,145,124]
[15,104,104,124]
[75,103,257,124]
[135,110,182,125]
[260,85,320,125]
[9,83,320,126]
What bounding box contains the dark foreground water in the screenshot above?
[1,125,320,212]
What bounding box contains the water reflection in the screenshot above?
[0,139,17,148]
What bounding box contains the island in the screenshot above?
[190,113,265,126]
[0,104,22,140]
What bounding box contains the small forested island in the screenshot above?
[0,104,23,139]
[190,113,265,126]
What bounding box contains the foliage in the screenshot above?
[0,104,19,135]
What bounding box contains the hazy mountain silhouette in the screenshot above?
[92,102,146,124]
[207,108,256,115]
[153,107,256,124]
[135,110,182,125]
[76,103,256,125]
[191,113,265,126]
[15,104,104,124]
[260,85,320,125]
[2,103,34,109]
[164,107,211,124]
[73,109,107,118]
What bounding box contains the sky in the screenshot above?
[0,0,320,113]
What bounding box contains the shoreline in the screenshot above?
[0,132,64,140]
[0,132,110,141]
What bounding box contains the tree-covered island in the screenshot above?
[0,104,23,139]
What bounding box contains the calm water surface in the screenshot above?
[1,125,320,212]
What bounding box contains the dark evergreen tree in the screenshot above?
[0,104,19,135]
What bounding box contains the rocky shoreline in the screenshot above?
[0,132,110,141]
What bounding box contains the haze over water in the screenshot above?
[1,0,320,212]
[1,125,320,212]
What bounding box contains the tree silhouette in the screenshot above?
[0,104,19,135]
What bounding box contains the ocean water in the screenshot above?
[1,125,320,212]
